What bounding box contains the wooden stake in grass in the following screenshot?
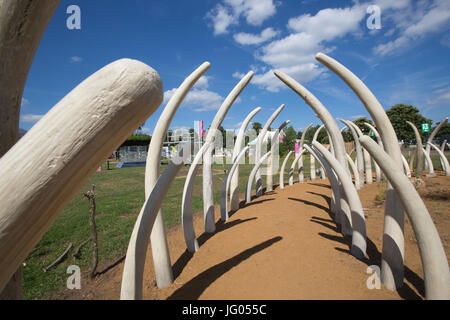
[73,239,90,259]
[83,185,98,279]
[43,242,73,273]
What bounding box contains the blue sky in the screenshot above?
[20,0,450,134]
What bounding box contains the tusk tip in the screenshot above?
[273,69,282,77]
[315,52,326,60]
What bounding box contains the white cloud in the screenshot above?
[287,6,365,42]
[164,88,224,112]
[207,0,277,35]
[207,4,236,35]
[250,4,368,91]
[257,33,322,68]
[374,0,450,55]
[440,34,450,47]
[231,121,243,128]
[242,1,421,91]
[231,0,277,26]
[194,75,211,89]
[21,114,44,123]
[234,27,279,45]
[232,71,246,79]
[427,87,450,105]
[141,127,152,134]
[70,56,83,63]
[251,64,323,93]
[21,98,30,106]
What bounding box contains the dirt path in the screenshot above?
[63,175,450,300]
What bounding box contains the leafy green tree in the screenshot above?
[279,126,297,156]
[341,128,353,142]
[296,129,303,140]
[386,104,432,142]
[341,117,376,142]
[252,122,263,135]
[433,121,450,139]
[352,117,374,135]
[302,125,329,144]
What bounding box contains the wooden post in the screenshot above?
[84,185,98,278]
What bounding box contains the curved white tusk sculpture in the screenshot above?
[312,124,324,143]
[246,151,272,203]
[401,154,412,178]
[439,139,447,171]
[273,75,351,179]
[311,125,325,181]
[360,136,450,300]
[347,121,373,184]
[121,148,189,300]
[316,52,405,290]
[340,119,365,186]
[279,151,294,189]
[363,122,382,182]
[133,62,210,290]
[267,120,290,191]
[346,153,361,190]
[307,141,327,180]
[0,59,163,293]
[230,107,262,210]
[274,70,352,236]
[255,104,285,197]
[428,143,450,176]
[346,120,373,184]
[406,121,424,177]
[425,118,448,164]
[182,142,214,253]
[274,71,349,172]
[0,0,61,299]
[304,145,343,226]
[422,147,436,177]
[313,142,367,259]
[289,149,306,185]
[298,123,313,182]
[221,146,250,221]
[0,0,60,156]
[203,71,254,233]
[327,129,335,157]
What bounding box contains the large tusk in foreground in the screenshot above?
[0,59,163,293]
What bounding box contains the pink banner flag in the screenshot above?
[295,142,299,155]
[200,120,204,137]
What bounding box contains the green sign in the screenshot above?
[421,123,430,133]
[370,130,375,137]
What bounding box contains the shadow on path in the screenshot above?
[239,198,275,209]
[308,182,331,189]
[168,236,282,300]
[307,191,331,207]
[288,190,425,300]
[320,231,425,300]
[288,197,332,216]
[172,217,257,279]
